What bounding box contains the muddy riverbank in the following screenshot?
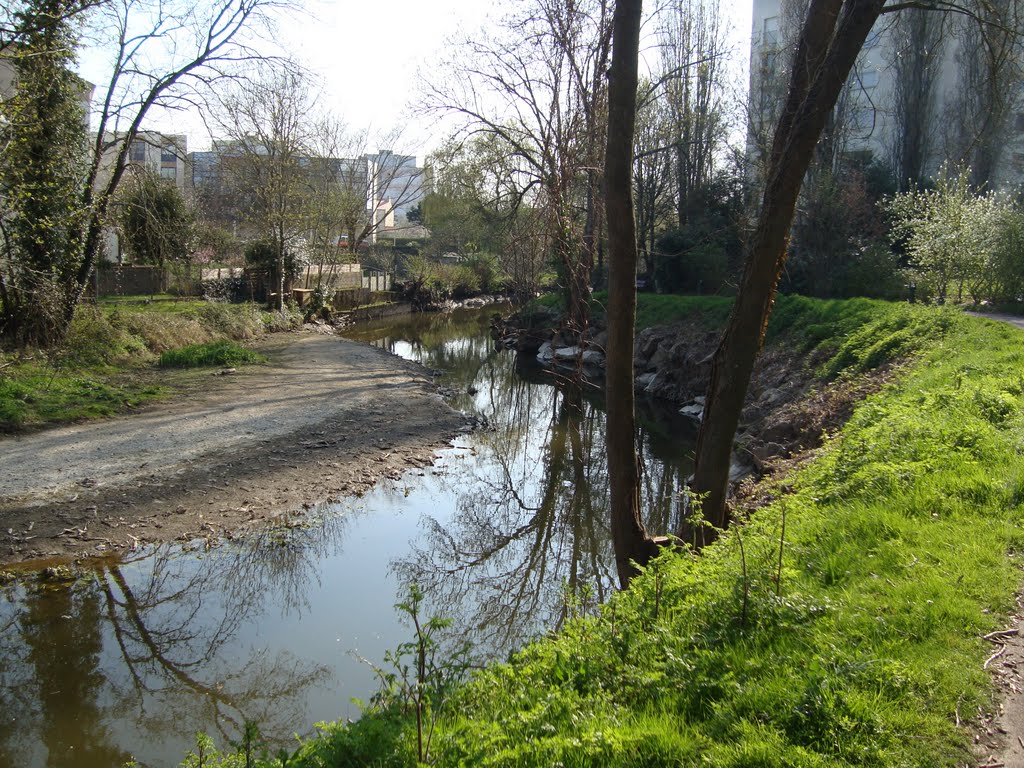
[0,331,468,567]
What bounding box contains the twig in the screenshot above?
[985,645,1007,669]
[0,355,32,371]
[984,629,1019,642]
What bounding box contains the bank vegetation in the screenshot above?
[0,300,299,431]
[177,295,1024,767]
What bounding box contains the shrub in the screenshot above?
[158,340,265,368]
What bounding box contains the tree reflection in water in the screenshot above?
[0,514,342,768]
[378,308,698,659]
[0,306,700,767]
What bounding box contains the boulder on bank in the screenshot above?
[632,323,718,402]
[501,309,885,484]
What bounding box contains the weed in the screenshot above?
[368,584,472,765]
[158,340,265,368]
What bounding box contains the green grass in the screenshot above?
[158,340,265,368]
[0,301,297,431]
[183,295,1024,767]
[0,365,164,432]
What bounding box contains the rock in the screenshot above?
[749,441,788,462]
[635,328,663,363]
[553,345,581,360]
[516,329,549,354]
[537,342,554,363]
[580,349,605,366]
[679,403,704,422]
[636,372,658,391]
[759,387,787,407]
[729,462,754,483]
[761,419,799,445]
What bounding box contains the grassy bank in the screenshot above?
[179,294,1024,767]
[0,300,299,431]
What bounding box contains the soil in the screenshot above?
[0,330,469,568]
[975,592,1024,768]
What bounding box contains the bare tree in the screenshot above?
[422,0,612,338]
[606,0,658,588]
[329,130,423,255]
[212,66,314,307]
[75,0,282,317]
[690,0,889,539]
[0,0,280,346]
[691,0,1017,535]
[658,0,730,227]
[889,7,948,190]
[632,89,675,277]
[942,0,1023,188]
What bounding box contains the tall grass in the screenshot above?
[158,340,265,368]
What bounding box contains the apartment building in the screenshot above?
[748,0,1024,188]
[123,132,189,191]
[189,145,425,243]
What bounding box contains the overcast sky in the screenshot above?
[76,0,752,160]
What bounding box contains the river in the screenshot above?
[0,305,696,768]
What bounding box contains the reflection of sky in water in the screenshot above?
[0,306,697,768]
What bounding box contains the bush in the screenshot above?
[885,164,1024,305]
[158,340,265,368]
[653,178,743,295]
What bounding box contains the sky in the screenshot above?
[76,0,753,161]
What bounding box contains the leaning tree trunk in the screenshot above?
[688,0,886,542]
[605,0,657,589]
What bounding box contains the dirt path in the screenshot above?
[0,331,468,567]
[966,310,1024,331]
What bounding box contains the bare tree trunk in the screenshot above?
[605,0,657,588]
[688,0,885,539]
[889,7,945,190]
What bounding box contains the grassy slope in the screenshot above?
[0,300,297,431]
[428,300,1021,768]
[190,295,1024,767]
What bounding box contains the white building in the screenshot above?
[123,132,189,191]
[366,151,424,228]
[748,0,1024,188]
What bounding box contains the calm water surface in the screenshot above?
[0,305,696,768]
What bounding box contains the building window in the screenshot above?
[160,166,177,182]
[850,107,875,133]
[161,146,177,163]
[130,141,146,163]
[763,16,780,47]
[859,69,880,90]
